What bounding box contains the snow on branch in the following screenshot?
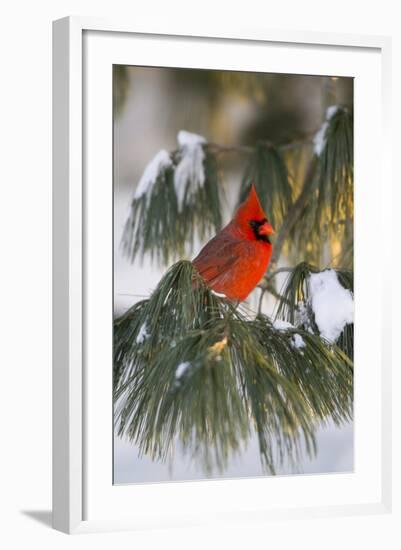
[133,130,208,211]
[308,269,354,343]
[122,129,222,265]
[175,361,192,380]
[272,319,306,351]
[174,130,207,211]
[272,319,294,331]
[134,149,172,201]
[313,105,339,156]
[274,262,354,356]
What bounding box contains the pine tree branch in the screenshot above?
[207,137,313,157]
[280,138,314,152]
[257,281,291,314]
[207,143,253,154]
[257,268,293,313]
[114,261,353,474]
[261,267,294,286]
[268,155,319,273]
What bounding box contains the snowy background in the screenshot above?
[113,66,354,484]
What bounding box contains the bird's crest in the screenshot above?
[235,184,268,228]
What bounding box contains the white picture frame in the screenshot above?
[52,16,392,534]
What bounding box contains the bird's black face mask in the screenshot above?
[249,219,272,243]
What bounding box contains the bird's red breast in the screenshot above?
[192,185,273,301]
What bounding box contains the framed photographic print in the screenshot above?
[52,17,392,534]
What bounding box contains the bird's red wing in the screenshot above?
[192,235,244,287]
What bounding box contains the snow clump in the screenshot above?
[308,269,354,343]
[174,130,207,211]
[134,149,172,201]
[313,105,339,156]
[273,319,294,331]
[175,361,192,380]
[136,322,149,344]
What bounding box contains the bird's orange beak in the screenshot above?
[258,221,275,236]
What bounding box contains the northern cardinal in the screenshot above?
[193,184,274,301]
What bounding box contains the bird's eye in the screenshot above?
[249,220,258,229]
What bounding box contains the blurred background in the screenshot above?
[113,65,353,484]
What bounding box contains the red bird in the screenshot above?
[193,184,274,301]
